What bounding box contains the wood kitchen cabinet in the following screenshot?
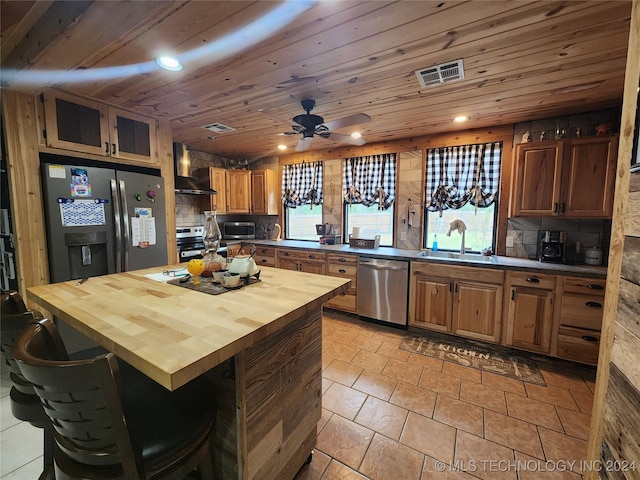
[197,167,228,214]
[409,262,503,343]
[42,90,158,165]
[325,254,357,313]
[226,170,252,214]
[276,249,326,274]
[253,246,276,267]
[503,271,556,354]
[251,170,278,215]
[510,135,617,218]
[554,276,605,365]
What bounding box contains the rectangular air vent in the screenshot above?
[201,122,236,133]
[415,59,464,88]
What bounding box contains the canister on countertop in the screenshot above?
[584,247,603,265]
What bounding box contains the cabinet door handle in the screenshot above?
[581,335,599,343]
[553,203,558,213]
[105,142,110,154]
[112,143,117,155]
[587,284,604,290]
[339,269,346,273]
[454,282,458,293]
[525,276,540,283]
[560,202,565,213]
[585,301,602,309]
[511,289,515,301]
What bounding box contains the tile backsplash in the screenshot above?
[506,217,611,264]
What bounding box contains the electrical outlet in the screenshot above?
[400,232,407,241]
[506,236,514,247]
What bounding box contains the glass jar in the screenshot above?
[202,210,225,275]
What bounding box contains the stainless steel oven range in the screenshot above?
[177,226,229,262]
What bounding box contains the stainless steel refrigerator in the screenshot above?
[41,160,168,351]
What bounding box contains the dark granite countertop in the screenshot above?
[239,239,607,279]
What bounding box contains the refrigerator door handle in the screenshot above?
[111,179,123,273]
[118,180,131,271]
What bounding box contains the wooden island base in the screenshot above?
[207,307,322,480]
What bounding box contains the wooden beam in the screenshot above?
[585,0,640,478]
[2,1,93,76]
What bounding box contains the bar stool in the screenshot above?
[1,290,54,480]
[13,317,216,480]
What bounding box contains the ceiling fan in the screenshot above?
[283,99,370,152]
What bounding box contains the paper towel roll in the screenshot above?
[352,227,360,238]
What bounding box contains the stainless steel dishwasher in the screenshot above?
[357,257,409,326]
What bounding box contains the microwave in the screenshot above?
[223,221,256,240]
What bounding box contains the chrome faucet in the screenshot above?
[447,219,467,254]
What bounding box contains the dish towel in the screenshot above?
[402,199,417,228]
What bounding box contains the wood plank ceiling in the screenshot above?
[0,1,632,160]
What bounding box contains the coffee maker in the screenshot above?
[537,230,565,263]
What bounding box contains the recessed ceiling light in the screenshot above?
[155,56,183,71]
[351,132,362,139]
[278,144,287,151]
[454,116,468,123]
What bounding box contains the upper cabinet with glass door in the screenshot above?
[41,90,159,165]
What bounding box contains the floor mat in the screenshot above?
[400,331,546,385]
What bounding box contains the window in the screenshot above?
[285,206,322,241]
[282,161,323,241]
[343,154,396,246]
[423,142,502,252]
[344,203,394,245]
[424,202,496,252]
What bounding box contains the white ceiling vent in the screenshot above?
[201,122,236,133]
[415,59,464,88]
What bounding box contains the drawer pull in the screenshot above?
[260,259,267,263]
[339,269,346,273]
[581,335,599,343]
[525,277,540,283]
[585,301,602,308]
[339,257,346,262]
[587,284,604,290]
[309,254,315,259]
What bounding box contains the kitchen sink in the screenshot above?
[418,250,494,263]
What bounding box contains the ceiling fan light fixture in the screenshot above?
[155,55,183,71]
[278,144,287,150]
[350,132,362,139]
[454,115,468,123]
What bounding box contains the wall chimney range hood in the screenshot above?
[173,142,217,195]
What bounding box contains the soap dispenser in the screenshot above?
[432,234,438,252]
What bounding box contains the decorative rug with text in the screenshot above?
[400,331,546,386]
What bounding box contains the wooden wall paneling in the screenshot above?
[601,364,640,480]
[156,117,177,264]
[587,0,640,477]
[1,91,50,309]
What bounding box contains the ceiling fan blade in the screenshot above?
[296,137,313,152]
[325,133,366,146]
[322,113,371,131]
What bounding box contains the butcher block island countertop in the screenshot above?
[28,265,349,480]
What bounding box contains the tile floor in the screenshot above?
[0,310,597,480]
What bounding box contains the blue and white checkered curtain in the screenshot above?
[281,161,323,208]
[425,142,502,215]
[343,154,396,210]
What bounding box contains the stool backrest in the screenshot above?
[13,319,141,478]
[1,289,28,314]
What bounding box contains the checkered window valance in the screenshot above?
[343,153,396,210]
[425,142,502,215]
[281,161,323,208]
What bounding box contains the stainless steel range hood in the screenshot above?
[173,142,217,195]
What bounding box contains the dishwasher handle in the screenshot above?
[359,261,407,272]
